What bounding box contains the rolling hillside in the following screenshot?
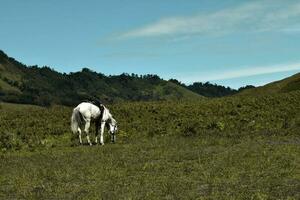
[1,90,300,199]
[239,72,300,95]
[0,50,202,106]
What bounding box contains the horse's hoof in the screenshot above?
[100,143,104,146]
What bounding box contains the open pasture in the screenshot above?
[0,91,300,199]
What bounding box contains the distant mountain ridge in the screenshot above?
[0,50,202,106]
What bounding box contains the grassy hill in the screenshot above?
[0,50,202,106]
[239,72,300,95]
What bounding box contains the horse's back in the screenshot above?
[76,102,90,109]
[76,102,101,119]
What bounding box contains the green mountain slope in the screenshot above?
[239,72,300,95]
[0,50,202,105]
[0,51,25,93]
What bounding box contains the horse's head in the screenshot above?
[103,106,118,143]
[108,118,118,143]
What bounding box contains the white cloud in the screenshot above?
[179,62,300,83]
[117,1,300,39]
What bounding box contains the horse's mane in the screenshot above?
[83,100,105,118]
[83,99,102,108]
[99,104,105,121]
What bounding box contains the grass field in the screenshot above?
[1,135,299,199]
[0,91,300,199]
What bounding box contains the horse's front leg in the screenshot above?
[100,121,105,145]
[84,120,92,146]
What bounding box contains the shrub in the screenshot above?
[0,131,21,151]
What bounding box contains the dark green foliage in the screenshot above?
[169,79,242,97]
[1,65,199,105]
[187,82,238,97]
[238,85,256,92]
[0,50,201,106]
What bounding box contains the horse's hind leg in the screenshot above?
[78,128,83,145]
[84,120,92,146]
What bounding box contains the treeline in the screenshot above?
[1,66,169,106]
[169,79,255,97]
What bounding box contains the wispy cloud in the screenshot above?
[117,1,300,39]
[180,62,300,83]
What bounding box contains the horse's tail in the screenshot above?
[71,108,82,134]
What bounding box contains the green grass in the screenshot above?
[0,91,300,199]
[1,135,299,199]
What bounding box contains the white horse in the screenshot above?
[71,102,118,145]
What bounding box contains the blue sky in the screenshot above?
[1,0,300,88]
